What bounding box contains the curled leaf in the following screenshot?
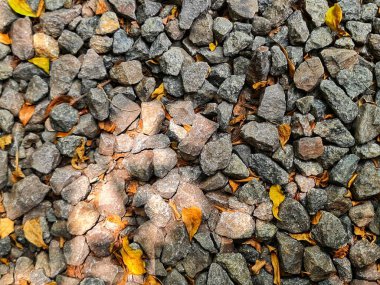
[23,218,48,249]
[151,83,166,100]
[71,139,89,170]
[267,246,281,285]
[181,207,202,241]
[0,33,12,45]
[325,3,350,37]
[242,238,262,253]
[269,185,285,221]
[228,179,240,193]
[278,124,291,148]
[277,44,295,78]
[311,211,322,225]
[98,121,116,133]
[120,237,146,275]
[347,173,358,188]
[168,200,181,220]
[333,244,349,259]
[95,0,108,14]
[183,124,192,132]
[251,259,266,275]
[0,218,14,238]
[44,95,74,118]
[252,81,267,90]
[28,57,50,74]
[229,114,246,125]
[289,233,317,245]
[0,135,12,150]
[19,103,35,126]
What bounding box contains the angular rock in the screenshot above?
[33,32,60,59]
[349,239,380,268]
[241,121,279,152]
[304,246,336,282]
[63,236,90,266]
[124,150,154,181]
[10,18,34,60]
[313,119,355,147]
[109,0,136,19]
[352,162,380,200]
[249,154,288,185]
[227,0,258,20]
[110,60,143,85]
[161,221,191,265]
[50,103,79,132]
[277,232,304,275]
[178,0,210,30]
[61,176,91,205]
[294,137,324,160]
[215,253,252,285]
[257,84,286,122]
[215,211,255,239]
[182,62,210,93]
[78,49,107,80]
[87,88,109,121]
[320,48,359,77]
[67,201,99,235]
[277,198,310,233]
[353,104,380,144]
[141,100,165,135]
[349,202,375,227]
[145,195,172,228]
[31,143,61,174]
[294,57,324,92]
[223,31,252,57]
[305,27,333,52]
[329,154,359,186]
[207,263,234,285]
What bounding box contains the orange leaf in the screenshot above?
[36,0,44,17]
[333,244,349,259]
[23,218,48,249]
[98,121,116,133]
[19,103,35,126]
[0,218,14,238]
[347,173,358,188]
[127,180,138,194]
[228,179,240,193]
[11,147,25,184]
[95,0,108,14]
[278,124,291,148]
[120,237,146,275]
[168,200,181,220]
[311,211,322,225]
[289,233,317,245]
[251,259,266,275]
[252,81,267,90]
[0,134,12,150]
[277,44,295,78]
[267,246,281,285]
[229,114,246,125]
[243,238,262,253]
[183,124,192,132]
[181,207,202,241]
[325,3,350,37]
[234,176,256,183]
[71,139,88,170]
[0,33,12,45]
[213,205,235,213]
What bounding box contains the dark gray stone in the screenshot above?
[277,232,304,274]
[277,198,310,233]
[313,119,355,147]
[58,30,84,55]
[87,88,109,121]
[287,10,309,44]
[249,154,288,185]
[241,121,279,152]
[215,253,252,285]
[349,239,380,268]
[329,154,360,186]
[50,103,79,132]
[113,29,133,54]
[223,31,253,56]
[354,104,380,144]
[257,84,286,122]
[304,246,336,282]
[352,162,380,200]
[217,75,245,104]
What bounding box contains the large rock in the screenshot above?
[10,18,34,60]
[353,103,380,144]
[294,57,324,92]
[110,60,143,85]
[352,162,380,200]
[313,119,355,147]
[207,263,234,285]
[63,236,90,266]
[349,239,380,268]
[276,232,304,275]
[257,84,286,122]
[320,48,359,77]
[215,211,255,239]
[241,121,280,152]
[277,198,310,233]
[67,201,100,235]
[178,0,211,30]
[3,175,50,220]
[200,134,232,175]
[161,221,191,265]
[215,253,252,285]
[227,0,258,20]
[249,154,288,185]
[31,143,61,174]
[304,246,336,282]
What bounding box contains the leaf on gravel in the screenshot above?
[311,211,322,225]
[251,259,266,275]
[289,233,317,245]
[95,0,108,14]
[354,226,376,242]
[347,173,358,188]
[19,103,35,126]
[333,244,349,259]
[267,245,280,285]
[0,135,12,150]
[120,237,146,275]
[36,0,44,16]
[269,185,285,221]
[183,124,192,132]
[71,139,89,170]
[28,57,50,74]
[229,114,246,125]
[252,81,267,90]
[168,199,181,220]
[182,207,202,241]
[278,124,291,148]
[325,3,350,37]
[143,275,161,285]
[8,0,37,16]
[0,33,12,45]
[98,120,116,133]
[277,44,295,78]
[23,218,48,249]
[228,179,240,193]
[209,40,218,51]
[243,238,262,253]
[0,218,14,238]
[151,83,166,100]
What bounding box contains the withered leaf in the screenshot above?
[151,83,166,101]
[168,200,181,220]
[333,244,349,259]
[95,0,108,14]
[19,103,35,126]
[71,139,89,170]
[228,179,240,193]
[8,0,37,16]
[23,218,48,249]
[0,33,12,45]
[98,121,116,133]
[252,81,267,90]
[28,57,50,74]
[289,233,317,245]
[0,135,12,150]
[278,124,291,148]
[242,238,262,253]
[251,259,266,275]
[120,237,146,275]
[181,207,202,241]
[347,173,358,188]
[269,185,285,221]
[267,245,281,285]
[0,218,14,238]
[311,211,322,225]
[325,3,350,37]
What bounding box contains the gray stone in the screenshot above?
[96,12,119,35]
[25,76,49,104]
[160,48,184,77]
[10,18,34,60]
[0,109,13,133]
[307,188,327,215]
[249,154,288,185]
[161,221,191,265]
[352,162,380,200]
[164,269,187,285]
[61,176,90,205]
[287,10,309,44]
[223,153,249,179]
[270,45,287,76]
[276,232,304,274]
[113,29,133,54]
[189,14,213,46]
[0,237,11,256]
[50,103,79,132]
[223,31,253,56]
[349,202,375,227]
[76,17,99,41]
[215,253,252,285]
[333,258,352,283]
[336,64,373,99]
[109,0,136,19]
[110,60,143,85]
[354,104,380,144]
[294,57,324,92]
[246,46,270,85]
[346,21,372,44]
[80,278,105,285]
[339,0,361,20]
[63,236,90,266]
[78,49,107,80]
[87,88,109,121]
[131,133,169,153]
[255,220,277,241]
[352,141,380,159]
[141,17,164,42]
[320,79,358,123]
[294,159,323,176]
[135,76,156,102]
[182,243,211,278]
[73,113,99,139]
[153,148,177,178]
[58,30,84,55]
[304,246,336,282]
[213,17,233,42]
[325,185,352,217]
[257,84,286,122]
[85,223,114,258]
[319,146,349,169]
[145,194,172,227]
[165,19,185,41]
[217,75,245,103]
[305,0,329,27]
[320,48,359,77]
[178,0,210,30]
[277,198,310,233]
[149,32,171,58]
[313,119,355,147]
[330,154,360,186]
[124,150,154,181]
[305,27,333,52]
[272,145,294,171]
[349,239,380,268]
[31,143,61,174]
[57,136,85,157]
[241,121,279,152]
[207,263,234,285]
[182,62,210,93]
[0,0,18,33]
[227,0,258,20]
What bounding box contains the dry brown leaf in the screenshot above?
[0,33,12,45]
[277,44,295,78]
[243,238,262,253]
[278,124,291,148]
[182,207,202,241]
[143,275,161,285]
[66,265,84,279]
[0,258,9,265]
[71,139,89,170]
[0,134,12,150]
[0,218,14,238]
[333,244,349,259]
[251,259,266,275]
[195,54,205,62]
[313,170,329,188]
[269,185,285,220]
[55,130,73,138]
[347,173,358,188]
[19,103,35,126]
[324,114,334,119]
[234,176,256,183]
[23,218,48,249]
[44,95,74,119]
[168,200,181,220]
[46,282,57,285]
[267,245,281,285]
[36,0,44,17]
[120,237,146,275]
[95,0,108,14]
[252,81,267,90]
[59,237,65,248]
[127,180,138,194]
[11,146,25,184]
[98,120,116,133]
[289,233,317,245]
[325,3,350,37]
[228,179,240,193]
[229,114,246,125]
[311,211,322,225]
[354,226,377,242]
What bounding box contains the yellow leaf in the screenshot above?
[289,233,317,245]
[325,3,350,37]
[71,139,89,170]
[151,83,166,100]
[311,211,322,225]
[0,258,9,265]
[168,199,181,220]
[252,81,267,90]
[0,218,14,238]
[11,146,25,184]
[19,103,35,126]
[46,282,57,285]
[98,121,116,133]
[23,218,48,249]
[278,124,291,148]
[267,246,281,285]
[106,215,127,231]
[143,275,161,285]
[195,54,204,62]
[0,134,12,150]
[8,0,37,17]
[181,207,202,241]
[120,237,146,275]
[28,57,50,74]
[0,33,12,45]
[229,114,246,125]
[347,173,358,188]
[269,185,285,221]
[19,279,29,285]
[209,40,218,51]
[251,259,266,275]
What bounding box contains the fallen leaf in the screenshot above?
[0,33,12,45]
[0,258,9,265]
[195,54,205,62]
[151,83,166,100]
[8,0,37,17]
[19,103,35,126]
[313,170,329,188]
[269,185,285,221]
[127,180,138,194]
[59,237,65,248]
[56,130,73,138]
[278,124,291,148]
[71,139,89,170]
[267,245,281,285]
[66,265,84,279]
[234,176,256,183]
[228,179,240,193]
[106,215,127,229]
[354,226,377,242]
[347,173,358,188]
[0,218,14,238]
[311,211,322,225]
[243,238,262,253]
[46,282,57,285]
[277,44,295,78]
[168,200,181,220]
[10,233,23,249]
[183,124,192,132]
[182,207,202,241]
[35,0,44,16]
[0,134,12,150]
[229,114,246,125]
[120,237,146,275]
[143,275,161,285]
[251,259,266,275]
[44,95,74,118]
[333,244,349,258]
[23,218,48,249]
[146,59,159,65]
[209,40,218,51]
[252,81,267,90]
[18,279,29,285]
[289,233,317,245]
[213,205,235,213]
[325,3,350,37]
[28,57,50,74]
[95,0,108,14]
[98,121,116,133]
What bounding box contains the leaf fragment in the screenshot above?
[168,200,181,220]
[333,244,349,259]
[71,139,89,170]
[243,238,262,253]
[228,179,240,193]
[251,259,266,275]
[98,121,116,133]
[267,245,281,285]
[23,218,48,249]
[277,44,295,78]
[120,237,146,275]
[269,185,285,221]
[325,3,350,37]
[209,40,218,51]
[0,218,14,238]
[28,57,50,74]
[19,103,35,126]
[252,81,267,90]
[289,232,317,245]
[278,124,291,148]
[0,135,12,150]
[0,33,12,45]
[44,95,74,119]
[181,207,202,241]
[151,83,166,100]
[311,211,322,225]
[347,173,358,188]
